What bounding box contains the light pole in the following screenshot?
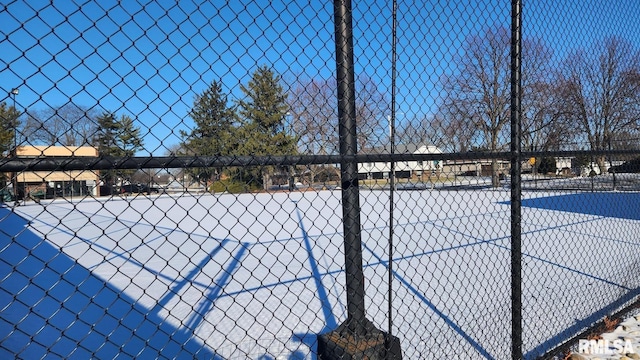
[10,88,19,206]
[386,112,403,142]
[11,88,18,148]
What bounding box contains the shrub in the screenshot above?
[210,180,250,194]
[537,157,557,174]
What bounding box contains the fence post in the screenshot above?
[317,0,402,358]
[510,0,523,359]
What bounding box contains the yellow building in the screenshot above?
[15,146,100,199]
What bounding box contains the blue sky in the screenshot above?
[2,0,640,155]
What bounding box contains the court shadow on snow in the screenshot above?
[519,192,640,221]
[0,207,219,359]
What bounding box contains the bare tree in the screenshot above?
[522,79,581,153]
[556,37,640,172]
[286,77,338,185]
[287,77,339,156]
[23,103,98,146]
[287,75,389,183]
[395,113,470,152]
[441,27,511,186]
[395,114,433,148]
[440,26,556,186]
[355,75,390,150]
[519,37,578,152]
[287,74,389,153]
[434,107,483,153]
[609,131,640,150]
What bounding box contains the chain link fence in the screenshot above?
[3,1,640,359]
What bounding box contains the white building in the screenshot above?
[358,144,443,179]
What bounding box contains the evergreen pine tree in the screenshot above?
[180,80,236,188]
[237,65,297,189]
[0,102,20,156]
[94,112,144,190]
[537,157,557,175]
[0,101,20,188]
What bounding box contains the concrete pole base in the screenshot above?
[317,321,402,360]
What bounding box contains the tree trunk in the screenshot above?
[263,172,270,191]
[595,155,607,175]
[491,158,500,187]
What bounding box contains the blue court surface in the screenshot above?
[2,189,640,359]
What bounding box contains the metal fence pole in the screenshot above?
[388,0,398,341]
[334,0,366,333]
[317,0,401,358]
[510,0,523,358]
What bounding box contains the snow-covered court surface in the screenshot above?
[2,188,640,359]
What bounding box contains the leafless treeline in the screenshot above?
[18,26,640,178]
[287,26,640,166]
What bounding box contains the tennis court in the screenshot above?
[2,189,640,359]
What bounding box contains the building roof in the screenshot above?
[361,143,441,155]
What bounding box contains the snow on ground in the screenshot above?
[2,184,640,359]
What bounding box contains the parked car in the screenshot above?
[608,158,640,173]
[121,184,158,195]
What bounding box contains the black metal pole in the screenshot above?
[333,0,367,335]
[317,1,402,358]
[388,0,398,340]
[510,0,523,359]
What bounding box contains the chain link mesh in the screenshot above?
[2,1,640,359]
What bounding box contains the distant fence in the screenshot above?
[3,1,640,359]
